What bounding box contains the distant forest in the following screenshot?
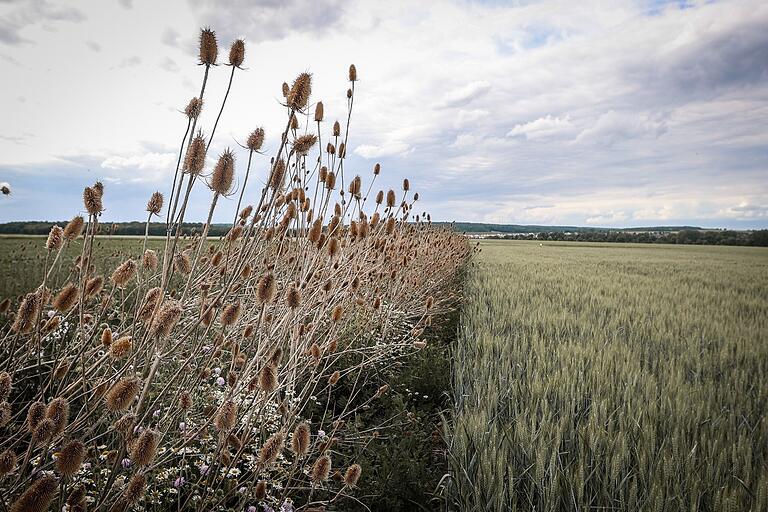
[0,221,766,247]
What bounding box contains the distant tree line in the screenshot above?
[485,229,768,247]
[0,221,231,237]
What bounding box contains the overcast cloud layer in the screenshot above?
[0,0,766,228]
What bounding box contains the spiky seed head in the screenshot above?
[386,190,396,208]
[257,273,277,304]
[333,121,341,137]
[27,401,46,432]
[220,300,241,327]
[270,159,286,190]
[0,449,17,476]
[258,364,278,392]
[259,432,285,464]
[287,72,312,110]
[293,134,317,156]
[210,149,235,194]
[66,485,86,510]
[403,178,410,191]
[63,216,84,241]
[229,38,245,67]
[286,285,301,308]
[344,463,362,487]
[329,370,341,386]
[0,184,9,195]
[142,249,158,271]
[9,474,57,512]
[84,275,103,297]
[311,455,332,483]
[83,186,102,215]
[185,97,203,119]
[347,88,352,98]
[46,225,64,251]
[0,372,10,402]
[0,402,10,427]
[281,82,289,97]
[183,133,207,175]
[173,251,192,274]
[105,378,140,411]
[11,292,39,334]
[314,101,324,122]
[55,439,85,477]
[247,127,265,151]
[331,305,343,323]
[292,422,311,456]
[150,300,183,338]
[325,171,337,191]
[214,400,238,430]
[374,162,381,175]
[178,390,192,410]
[131,429,159,466]
[111,259,137,288]
[46,397,70,435]
[255,480,267,499]
[32,418,55,446]
[290,112,299,130]
[52,284,78,313]
[146,191,163,215]
[123,474,146,504]
[109,336,132,359]
[199,28,218,65]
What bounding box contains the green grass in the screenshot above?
[449,240,768,511]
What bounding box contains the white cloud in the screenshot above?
[507,115,573,140]
[441,81,491,108]
[575,110,667,146]
[101,152,176,183]
[354,142,410,159]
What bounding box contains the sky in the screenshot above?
[0,0,766,229]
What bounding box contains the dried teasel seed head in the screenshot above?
[199,28,218,65]
[403,178,410,191]
[183,133,207,175]
[255,480,267,499]
[178,390,192,410]
[228,38,245,67]
[282,81,289,98]
[33,418,55,446]
[83,186,103,215]
[142,249,158,271]
[0,372,10,402]
[10,474,58,512]
[150,300,183,338]
[11,292,39,334]
[331,305,343,323]
[259,432,285,464]
[270,159,286,190]
[52,283,78,313]
[247,127,265,151]
[285,285,301,308]
[111,259,137,288]
[27,401,46,432]
[348,63,357,81]
[329,370,341,386]
[291,422,311,456]
[105,378,140,411]
[0,402,11,428]
[214,400,238,430]
[146,191,163,215]
[101,326,113,346]
[185,97,203,119]
[311,454,332,483]
[110,336,132,359]
[123,473,146,504]
[131,429,159,466]
[46,397,70,435]
[293,134,317,156]
[46,225,64,251]
[258,364,278,393]
[257,273,277,304]
[173,251,192,275]
[344,463,362,487]
[85,275,103,298]
[63,216,84,241]
[386,190,396,208]
[210,149,235,194]
[374,162,381,175]
[0,449,17,476]
[314,101,324,122]
[333,120,341,137]
[55,439,85,478]
[287,72,312,110]
[220,300,242,327]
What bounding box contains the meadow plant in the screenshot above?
[0,28,469,511]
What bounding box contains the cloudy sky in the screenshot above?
[0,0,766,228]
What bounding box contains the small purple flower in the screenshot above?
[174,476,185,488]
[280,500,294,512]
[200,464,209,476]
[121,458,132,469]
[133,425,143,434]
[238,486,247,494]
[153,409,161,418]
[317,429,326,438]
[263,507,275,512]
[247,506,257,512]
[216,376,226,386]
[179,422,186,431]
[214,367,222,375]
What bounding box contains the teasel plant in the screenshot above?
[0,26,470,512]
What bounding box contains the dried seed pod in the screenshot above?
[105,378,140,411]
[185,97,203,119]
[52,283,78,312]
[150,300,183,338]
[109,336,132,359]
[348,63,357,82]
[344,463,362,487]
[329,370,341,386]
[55,439,85,478]
[11,292,39,334]
[311,454,332,483]
[257,273,277,304]
[131,429,159,466]
[111,259,137,289]
[46,397,69,436]
[26,401,46,432]
[178,390,192,410]
[0,449,17,476]
[285,285,301,308]
[83,186,102,215]
[314,101,324,122]
[215,400,238,430]
[84,275,103,297]
[146,191,163,215]
[220,300,242,327]
[247,128,265,151]
[259,432,285,464]
[210,149,235,194]
[258,364,278,393]
[63,215,84,241]
[287,72,312,110]
[229,38,245,67]
[291,422,310,456]
[46,225,64,251]
[10,474,57,512]
[183,133,207,175]
[142,249,158,271]
[0,372,10,402]
[173,251,192,275]
[199,28,218,65]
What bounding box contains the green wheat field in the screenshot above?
[449,240,768,511]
